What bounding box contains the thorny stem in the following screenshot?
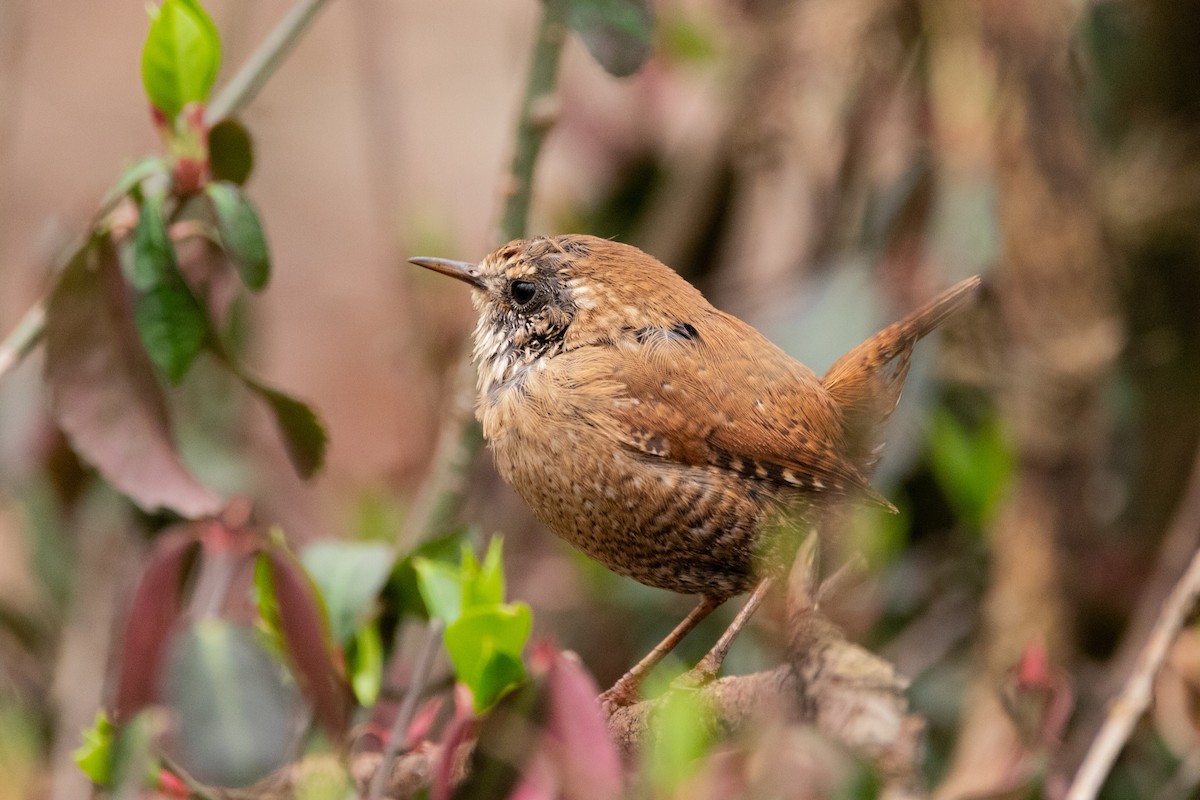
[367,619,445,800]
[404,0,570,545]
[0,0,336,385]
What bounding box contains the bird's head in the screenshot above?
[409,234,709,391]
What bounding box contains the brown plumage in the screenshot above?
[410,234,979,705]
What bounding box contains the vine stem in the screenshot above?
[0,0,336,385]
[404,0,571,546]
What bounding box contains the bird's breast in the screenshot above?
[476,356,765,597]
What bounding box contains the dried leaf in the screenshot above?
[44,237,223,517]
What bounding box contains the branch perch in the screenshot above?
[610,537,925,798]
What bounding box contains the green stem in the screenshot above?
[0,0,335,386]
[406,0,570,545]
[0,298,45,380]
[204,0,335,125]
[499,0,569,242]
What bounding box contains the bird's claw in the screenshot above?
[670,662,718,692]
[598,681,639,714]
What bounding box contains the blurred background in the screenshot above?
[3,0,1200,797]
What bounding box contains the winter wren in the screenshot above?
[411,234,979,707]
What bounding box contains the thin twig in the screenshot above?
[497,0,568,242]
[204,0,335,125]
[0,297,45,379]
[0,0,336,386]
[1066,543,1200,800]
[367,619,445,800]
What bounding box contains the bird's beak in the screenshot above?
[407,257,486,289]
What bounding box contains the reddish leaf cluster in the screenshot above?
[110,515,350,786]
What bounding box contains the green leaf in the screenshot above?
[645,685,715,793]
[242,380,328,479]
[391,530,466,619]
[253,553,286,656]
[301,541,396,645]
[658,12,718,65]
[126,192,208,383]
[110,711,160,796]
[134,279,208,384]
[566,0,654,77]
[73,710,115,786]
[471,651,527,713]
[444,604,532,712]
[928,409,1013,530]
[205,182,270,290]
[142,0,221,118]
[462,536,505,611]
[163,620,296,787]
[209,119,254,185]
[128,193,176,291]
[349,625,384,707]
[102,157,168,212]
[413,558,463,624]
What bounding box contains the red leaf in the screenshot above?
[114,529,199,720]
[43,236,223,517]
[434,690,478,800]
[533,642,622,800]
[406,696,445,749]
[263,546,349,739]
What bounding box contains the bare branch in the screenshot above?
[1066,458,1200,800]
[367,619,444,800]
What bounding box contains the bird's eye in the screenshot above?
[509,279,540,308]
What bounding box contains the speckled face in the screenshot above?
[469,237,592,396]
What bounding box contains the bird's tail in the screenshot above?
[822,276,981,473]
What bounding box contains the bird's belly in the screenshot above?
[490,421,765,598]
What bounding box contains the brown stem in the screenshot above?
[1065,444,1200,800]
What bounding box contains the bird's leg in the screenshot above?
[673,577,774,689]
[599,595,721,711]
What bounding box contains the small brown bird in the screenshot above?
[411,235,978,708]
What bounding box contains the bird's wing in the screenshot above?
[569,309,885,504]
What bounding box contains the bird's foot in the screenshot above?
[598,677,641,714]
[669,655,720,692]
